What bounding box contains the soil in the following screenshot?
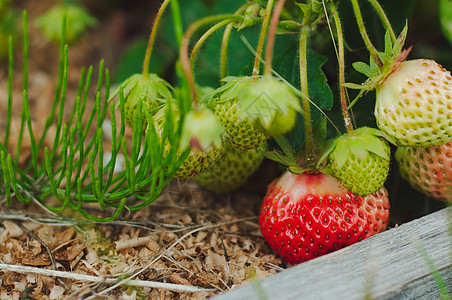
[0,1,285,299]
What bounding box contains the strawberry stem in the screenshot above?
[299,26,313,158]
[367,0,396,43]
[180,14,243,109]
[264,0,286,76]
[350,0,383,69]
[252,0,274,79]
[220,4,248,80]
[220,22,234,80]
[329,3,354,133]
[170,0,183,48]
[142,0,171,79]
[190,19,236,72]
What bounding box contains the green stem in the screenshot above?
[350,0,383,69]
[220,22,234,79]
[180,14,242,108]
[142,0,172,78]
[252,0,275,78]
[367,0,396,43]
[16,11,29,162]
[170,0,183,48]
[264,0,286,76]
[5,36,13,146]
[329,3,353,133]
[220,4,248,79]
[299,27,313,158]
[190,19,235,72]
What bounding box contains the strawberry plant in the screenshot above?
[1,0,452,270]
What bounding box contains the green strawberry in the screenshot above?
[215,100,268,151]
[375,59,452,147]
[319,127,391,196]
[176,108,224,180]
[395,142,452,201]
[111,74,173,130]
[237,76,301,137]
[35,4,97,44]
[152,105,224,181]
[194,145,265,194]
[204,77,268,151]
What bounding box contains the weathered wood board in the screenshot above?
[213,207,452,300]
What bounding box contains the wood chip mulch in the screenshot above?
[0,182,284,299]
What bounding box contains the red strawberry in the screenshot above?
[259,171,389,265]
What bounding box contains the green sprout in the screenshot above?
[0,11,188,221]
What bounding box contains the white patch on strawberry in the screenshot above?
[375,59,452,147]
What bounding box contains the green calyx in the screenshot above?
[236,76,301,137]
[344,23,411,108]
[110,73,174,129]
[111,73,174,108]
[318,127,391,196]
[180,108,224,152]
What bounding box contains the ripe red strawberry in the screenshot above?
[395,142,452,201]
[375,59,452,147]
[259,171,389,265]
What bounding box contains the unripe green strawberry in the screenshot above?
[152,105,224,181]
[319,127,391,196]
[175,147,222,181]
[238,76,301,137]
[395,142,452,201]
[204,77,268,151]
[111,74,173,130]
[176,108,225,181]
[375,59,452,147]
[35,3,97,44]
[215,100,268,151]
[194,146,265,194]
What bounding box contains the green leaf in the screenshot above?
[352,61,374,77]
[393,21,408,55]
[384,29,393,57]
[274,136,295,161]
[265,150,297,167]
[440,0,452,46]
[342,82,365,90]
[364,135,388,158]
[333,138,349,169]
[349,138,367,159]
[272,47,333,152]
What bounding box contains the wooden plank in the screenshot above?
[213,207,452,300]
